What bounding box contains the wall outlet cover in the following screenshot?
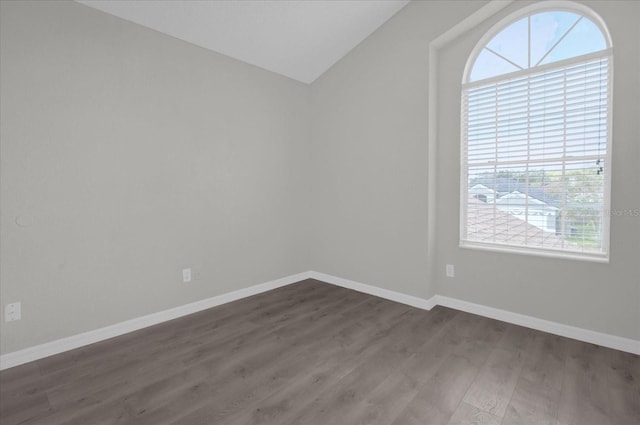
[446,264,455,278]
[182,268,192,283]
[5,302,21,322]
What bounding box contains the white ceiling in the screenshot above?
[76,0,410,84]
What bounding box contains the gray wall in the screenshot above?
[0,1,310,354]
[310,0,639,340]
[309,1,489,300]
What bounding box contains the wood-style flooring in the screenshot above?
[1,279,639,425]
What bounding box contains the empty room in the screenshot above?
[1,0,638,424]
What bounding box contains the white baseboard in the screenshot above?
[3,270,637,370]
[307,271,639,355]
[0,272,312,371]
[433,295,640,355]
[308,271,438,310]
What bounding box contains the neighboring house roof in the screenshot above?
[495,191,560,210]
[471,177,560,206]
[469,184,495,193]
[467,197,577,249]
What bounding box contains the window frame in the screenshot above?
[459,1,613,263]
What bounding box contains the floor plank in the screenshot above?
[462,326,532,418]
[448,402,502,425]
[503,376,560,425]
[606,349,640,425]
[555,340,614,425]
[391,353,481,425]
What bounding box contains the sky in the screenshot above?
[470,11,607,82]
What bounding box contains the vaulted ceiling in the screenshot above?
[77,0,410,84]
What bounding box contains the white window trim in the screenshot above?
[460,240,610,263]
[459,1,613,263]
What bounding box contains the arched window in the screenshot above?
[460,3,612,261]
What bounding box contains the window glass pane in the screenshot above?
[466,160,605,252]
[470,48,520,81]
[539,18,607,65]
[530,11,581,65]
[486,16,529,68]
[463,56,609,256]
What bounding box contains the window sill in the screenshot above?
[460,240,610,263]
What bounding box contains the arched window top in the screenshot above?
[466,3,611,83]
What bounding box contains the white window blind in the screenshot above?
[462,52,611,260]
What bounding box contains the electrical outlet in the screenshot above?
[182,268,192,283]
[446,264,455,278]
[5,302,21,322]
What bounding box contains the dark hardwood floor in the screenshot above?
[1,279,638,425]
